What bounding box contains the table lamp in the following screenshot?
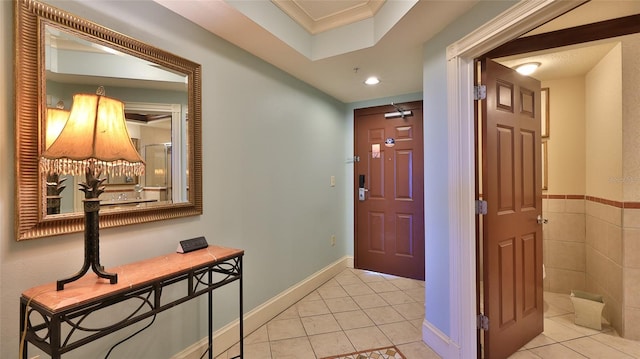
[40,87,145,290]
[45,101,69,215]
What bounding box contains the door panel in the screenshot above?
[498,238,516,327]
[369,152,385,198]
[523,234,537,313]
[481,59,543,359]
[497,126,515,212]
[396,214,413,256]
[395,150,412,199]
[368,212,385,252]
[355,101,424,280]
[522,131,536,208]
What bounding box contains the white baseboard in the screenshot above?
[423,319,459,358]
[172,256,353,359]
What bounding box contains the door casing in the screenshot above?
[421,2,588,358]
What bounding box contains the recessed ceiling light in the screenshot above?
[515,62,540,76]
[364,76,380,85]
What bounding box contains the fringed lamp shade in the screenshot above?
[41,91,145,178]
[44,104,70,215]
[45,106,69,149]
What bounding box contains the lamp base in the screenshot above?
[56,198,117,291]
[56,264,117,291]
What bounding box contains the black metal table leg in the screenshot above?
[239,257,243,359]
[208,268,213,359]
[20,300,27,359]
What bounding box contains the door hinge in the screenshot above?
[475,200,487,215]
[478,314,489,331]
[474,85,487,100]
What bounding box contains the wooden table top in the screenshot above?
[21,245,244,313]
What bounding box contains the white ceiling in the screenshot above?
[270,0,385,34]
[153,0,640,103]
[496,41,620,82]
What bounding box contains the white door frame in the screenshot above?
[443,1,587,358]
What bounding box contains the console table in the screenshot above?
[20,245,244,359]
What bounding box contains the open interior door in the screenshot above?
[479,58,543,359]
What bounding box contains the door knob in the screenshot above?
[537,215,548,224]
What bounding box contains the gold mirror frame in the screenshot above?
[14,0,202,240]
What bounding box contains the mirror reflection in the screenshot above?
[44,25,189,216]
[15,0,202,240]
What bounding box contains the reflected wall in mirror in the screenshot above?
[15,0,202,240]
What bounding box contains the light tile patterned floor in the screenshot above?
[510,291,640,358]
[216,268,439,359]
[215,268,640,358]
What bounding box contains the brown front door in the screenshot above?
[354,101,424,280]
[480,59,543,359]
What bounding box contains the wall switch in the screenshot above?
[330,235,336,246]
[330,176,336,187]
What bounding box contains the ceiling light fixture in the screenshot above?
[364,76,380,85]
[515,62,540,76]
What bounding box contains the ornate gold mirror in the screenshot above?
[15,0,202,240]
